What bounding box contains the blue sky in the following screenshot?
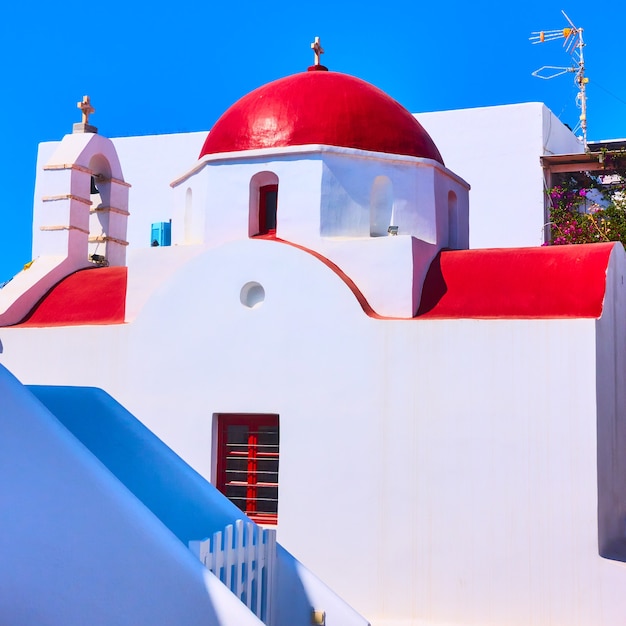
[1,0,625,282]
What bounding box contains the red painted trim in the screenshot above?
[200,71,443,164]
[270,237,382,317]
[15,266,127,327]
[417,243,614,319]
[13,241,610,329]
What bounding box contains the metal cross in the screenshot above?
[310,36,324,66]
[77,95,95,125]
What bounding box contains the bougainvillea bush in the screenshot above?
[545,160,626,246]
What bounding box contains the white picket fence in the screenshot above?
[189,519,277,625]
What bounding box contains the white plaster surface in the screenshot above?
[33,132,207,255]
[417,102,584,248]
[114,131,207,248]
[3,101,622,626]
[22,383,369,626]
[30,133,470,317]
[170,145,468,316]
[27,103,581,265]
[2,237,626,626]
[594,244,626,560]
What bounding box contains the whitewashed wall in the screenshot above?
[32,132,207,255]
[417,102,584,248]
[8,101,620,626]
[1,238,625,626]
[170,145,468,316]
[595,244,626,561]
[24,384,370,626]
[28,103,577,260]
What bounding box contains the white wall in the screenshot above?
[32,131,207,257]
[417,103,583,248]
[11,102,621,626]
[170,145,468,317]
[595,244,626,560]
[28,103,581,260]
[27,384,370,626]
[114,131,207,248]
[2,238,625,626]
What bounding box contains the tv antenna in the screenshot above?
[530,10,588,150]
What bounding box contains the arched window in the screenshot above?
[184,187,193,243]
[370,176,394,237]
[258,185,278,235]
[88,154,113,263]
[448,190,458,249]
[249,172,279,237]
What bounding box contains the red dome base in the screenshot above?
[200,71,443,164]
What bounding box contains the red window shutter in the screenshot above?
[216,414,279,524]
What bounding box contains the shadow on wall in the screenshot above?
[416,251,448,315]
[30,385,370,626]
[0,370,254,626]
[29,385,249,544]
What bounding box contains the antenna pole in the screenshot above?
[575,24,588,149]
[530,11,588,150]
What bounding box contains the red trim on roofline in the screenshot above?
[273,239,614,320]
[8,242,614,327]
[271,237,383,318]
[417,243,614,319]
[14,266,127,327]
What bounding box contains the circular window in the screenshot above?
[240,282,265,308]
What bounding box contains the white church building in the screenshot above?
[2,43,626,626]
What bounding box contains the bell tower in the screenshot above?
[0,97,130,326]
[34,96,130,267]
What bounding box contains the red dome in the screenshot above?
[199,70,443,164]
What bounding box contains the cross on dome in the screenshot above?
[310,36,324,66]
[77,95,95,125]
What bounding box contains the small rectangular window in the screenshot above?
[216,414,279,525]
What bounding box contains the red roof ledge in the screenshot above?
[417,243,615,319]
[14,266,127,327]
